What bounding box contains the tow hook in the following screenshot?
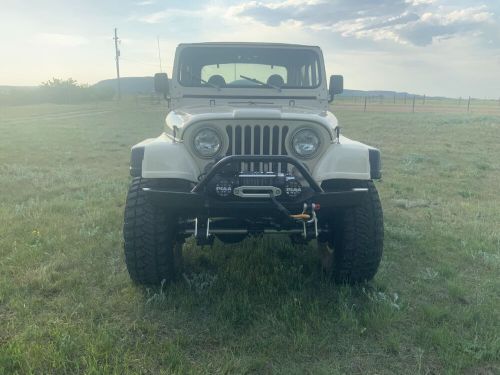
[289,203,320,239]
[270,197,320,239]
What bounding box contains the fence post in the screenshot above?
[404,93,407,104]
[364,96,367,112]
[422,94,426,105]
[412,95,416,113]
[467,96,471,112]
[394,94,396,104]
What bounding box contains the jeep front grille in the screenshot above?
[225,125,289,172]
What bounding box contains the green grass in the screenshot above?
[0,101,499,374]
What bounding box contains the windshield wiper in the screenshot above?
[188,72,220,90]
[239,75,282,92]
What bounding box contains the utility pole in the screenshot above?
[114,28,121,100]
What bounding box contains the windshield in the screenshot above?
[178,46,322,89]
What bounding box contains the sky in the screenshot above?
[0,0,499,98]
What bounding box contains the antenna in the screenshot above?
[113,28,121,100]
[157,36,163,72]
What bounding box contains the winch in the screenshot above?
[208,171,303,200]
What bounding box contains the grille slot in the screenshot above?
[226,125,289,172]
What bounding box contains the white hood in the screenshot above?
[166,105,339,139]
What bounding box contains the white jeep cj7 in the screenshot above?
[123,42,383,284]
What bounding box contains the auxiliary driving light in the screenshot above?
[284,178,302,198]
[215,179,233,197]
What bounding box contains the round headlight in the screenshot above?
[291,129,320,157]
[193,128,222,158]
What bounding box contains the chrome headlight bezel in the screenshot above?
[290,128,321,158]
[192,127,223,158]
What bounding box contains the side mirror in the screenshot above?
[328,75,343,102]
[154,73,170,98]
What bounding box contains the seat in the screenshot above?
[207,75,226,88]
[267,74,284,88]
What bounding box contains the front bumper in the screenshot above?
[143,155,367,218]
[144,188,366,217]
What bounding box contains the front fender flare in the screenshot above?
[313,137,381,182]
[130,134,200,182]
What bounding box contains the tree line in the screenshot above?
[0,78,115,105]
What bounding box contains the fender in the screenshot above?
[313,136,381,182]
[130,134,200,182]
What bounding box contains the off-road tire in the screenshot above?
[123,177,186,285]
[319,180,384,283]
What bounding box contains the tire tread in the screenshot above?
[123,178,177,284]
[325,180,384,283]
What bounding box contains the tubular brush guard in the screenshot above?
[143,155,368,219]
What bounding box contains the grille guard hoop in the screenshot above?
[192,155,323,193]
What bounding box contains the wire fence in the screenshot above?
[332,95,500,115]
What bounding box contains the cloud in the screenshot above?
[136,8,200,23]
[397,6,495,45]
[405,0,435,5]
[228,0,499,47]
[361,12,421,31]
[34,33,89,47]
[232,0,409,27]
[137,10,169,23]
[135,0,156,5]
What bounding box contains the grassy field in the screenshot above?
[0,101,499,374]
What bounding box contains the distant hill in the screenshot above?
[340,89,412,98]
[338,89,445,99]
[93,77,154,94]
[0,85,38,93]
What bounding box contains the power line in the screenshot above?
[113,28,121,100]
